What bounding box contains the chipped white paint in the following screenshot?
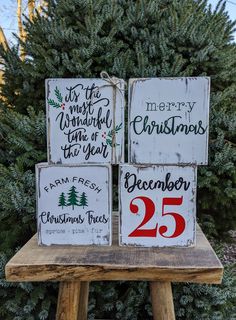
[46,78,125,164]
[36,163,112,246]
[129,77,210,165]
[119,164,197,247]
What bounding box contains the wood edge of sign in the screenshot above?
[5,263,223,284]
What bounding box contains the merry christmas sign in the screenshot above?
[36,163,112,245]
[129,77,210,165]
[119,164,197,247]
[46,78,125,164]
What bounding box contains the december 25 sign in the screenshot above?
[119,165,197,247]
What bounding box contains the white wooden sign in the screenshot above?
[119,164,197,247]
[46,78,125,164]
[36,163,112,246]
[129,77,210,165]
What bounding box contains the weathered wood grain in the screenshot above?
[78,282,89,320]
[56,281,81,320]
[5,214,223,284]
[150,282,175,320]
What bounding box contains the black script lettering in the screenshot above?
[65,84,83,102]
[68,100,94,116]
[131,115,207,136]
[86,210,108,225]
[83,142,108,161]
[93,97,110,107]
[124,172,191,193]
[39,212,85,224]
[64,127,88,143]
[85,83,99,100]
[56,108,112,131]
[61,143,82,159]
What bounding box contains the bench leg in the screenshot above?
[78,281,90,320]
[56,281,89,320]
[150,281,175,320]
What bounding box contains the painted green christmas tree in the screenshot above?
[79,192,88,209]
[67,186,79,210]
[58,192,67,209]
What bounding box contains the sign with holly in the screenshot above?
[46,78,125,164]
[128,77,210,165]
[36,163,112,245]
[119,164,197,247]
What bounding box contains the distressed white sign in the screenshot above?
[129,77,210,165]
[36,163,112,246]
[119,165,197,247]
[46,78,125,164]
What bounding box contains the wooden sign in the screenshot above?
[129,77,210,165]
[46,78,125,164]
[36,163,112,246]
[119,164,197,247]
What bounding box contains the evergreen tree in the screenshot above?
[79,192,88,208]
[0,0,235,318]
[0,0,235,232]
[67,186,79,210]
[58,192,66,209]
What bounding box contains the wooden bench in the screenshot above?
[5,214,223,320]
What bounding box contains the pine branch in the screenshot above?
[55,86,63,103]
[106,138,112,147]
[107,123,122,139]
[47,98,61,108]
[115,123,122,131]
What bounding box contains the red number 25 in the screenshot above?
[128,196,185,238]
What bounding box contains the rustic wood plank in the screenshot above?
[5,214,223,284]
[56,281,81,320]
[150,282,175,320]
[78,282,89,320]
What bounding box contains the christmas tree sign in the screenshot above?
[46,78,125,165]
[36,163,112,245]
[129,77,210,165]
[119,164,197,247]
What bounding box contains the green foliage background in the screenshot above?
[0,0,235,319]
